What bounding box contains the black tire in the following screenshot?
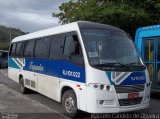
[20,77,29,94]
[62,90,78,118]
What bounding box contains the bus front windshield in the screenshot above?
[81,29,142,67]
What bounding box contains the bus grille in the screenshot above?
[114,84,145,93]
[119,97,143,106]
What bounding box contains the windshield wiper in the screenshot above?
[125,62,144,66]
[111,63,128,67]
[93,63,128,67]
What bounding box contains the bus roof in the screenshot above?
[135,24,160,39]
[135,24,160,53]
[11,21,123,43]
[137,24,160,31]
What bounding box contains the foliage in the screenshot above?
[53,0,160,38]
[0,25,26,50]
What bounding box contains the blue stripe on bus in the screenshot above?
[9,58,20,69]
[22,58,86,83]
[106,71,146,85]
[9,57,146,85]
[121,71,146,85]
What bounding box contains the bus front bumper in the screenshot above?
[85,86,150,113]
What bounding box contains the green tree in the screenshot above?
[53,0,160,38]
[0,26,26,50]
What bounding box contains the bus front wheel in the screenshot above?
[20,77,29,94]
[62,90,78,118]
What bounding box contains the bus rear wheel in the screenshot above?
[62,90,78,118]
[20,77,29,94]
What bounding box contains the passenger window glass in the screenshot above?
[63,36,73,55]
[11,43,16,56]
[16,42,25,57]
[24,40,35,57]
[35,38,50,59]
[49,36,64,59]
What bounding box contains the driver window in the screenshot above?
[63,35,81,56]
[63,34,83,65]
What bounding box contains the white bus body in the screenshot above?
[8,21,151,117]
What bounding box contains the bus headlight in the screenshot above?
[100,84,104,90]
[89,83,111,91]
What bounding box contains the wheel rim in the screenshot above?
[65,96,75,113]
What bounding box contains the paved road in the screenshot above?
[0,69,160,119]
[0,69,68,119]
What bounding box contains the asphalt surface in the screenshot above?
[0,69,68,119]
[0,69,160,119]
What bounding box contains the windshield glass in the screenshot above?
[0,52,8,59]
[81,29,141,66]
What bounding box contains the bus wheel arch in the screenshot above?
[61,86,79,118]
[19,74,23,84]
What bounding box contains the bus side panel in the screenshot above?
[8,57,21,83]
[22,69,37,91]
[47,59,86,103]
[46,75,60,102]
[22,58,86,105]
[8,67,19,83]
[47,60,85,83]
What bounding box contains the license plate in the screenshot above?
[128,93,139,99]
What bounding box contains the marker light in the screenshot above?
[89,83,111,91]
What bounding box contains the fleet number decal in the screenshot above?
[63,70,80,78]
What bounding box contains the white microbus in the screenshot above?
[8,21,151,117]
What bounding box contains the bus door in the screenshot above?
[155,38,160,89]
[46,35,65,101]
[34,38,51,95]
[143,38,156,88]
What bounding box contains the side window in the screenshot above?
[63,36,73,55]
[24,40,35,57]
[49,36,64,59]
[10,43,17,56]
[63,35,81,56]
[34,38,50,59]
[16,42,25,57]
